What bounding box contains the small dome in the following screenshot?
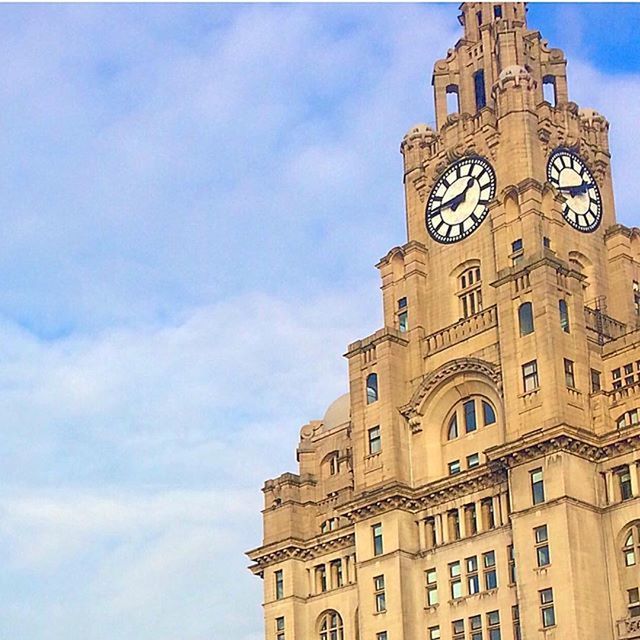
[402,123,436,142]
[579,108,606,125]
[498,65,530,82]
[322,393,351,431]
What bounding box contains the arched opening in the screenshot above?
[366,373,379,404]
[518,302,534,336]
[543,75,557,106]
[319,610,344,640]
[446,84,460,114]
[474,70,486,110]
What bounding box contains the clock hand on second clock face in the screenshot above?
[557,182,592,198]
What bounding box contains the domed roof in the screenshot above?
[322,393,351,431]
[402,123,436,141]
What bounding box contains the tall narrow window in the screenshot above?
[591,369,602,392]
[425,568,438,606]
[331,559,344,588]
[469,614,482,640]
[466,556,480,594]
[534,525,550,567]
[464,399,477,432]
[540,588,556,627]
[559,299,570,333]
[449,561,462,599]
[448,413,459,440]
[623,526,640,567]
[518,302,534,335]
[564,358,576,388]
[481,497,495,530]
[474,70,487,110]
[458,266,482,319]
[507,545,517,584]
[452,620,465,640]
[543,75,557,106]
[316,565,327,593]
[483,401,496,425]
[425,516,437,549]
[366,373,379,404]
[276,617,285,640]
[487,611,501,640]
[448,509,461,541]
[368,426,382,454]
[465,503,478,535]
[618,466,633,501]
[531,468,545,504]
[512,605,521,640]
[446,85,460,114]
[372,523,383,556]
[634,281,640,316]
[374,575,386,612]
[522,360,539,393]
[629,588,640,617]
[275,569,284,600]
[483,550,497,589]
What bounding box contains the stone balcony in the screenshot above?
[617,615,640,640]
[424,305,498,356]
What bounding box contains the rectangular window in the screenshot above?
[512,238,523,252]
[368,426,382,454]
[494,5,503,18]
[467,452,480,468]
[591,369,601,392]
[540,588,556,627]
[276,616,285,640]
[428,627,441,640]
[522,360,539,393]
[625,362,635,386]
[613,367,622,390]
[374,575,386,612]
[372,523,383,556]
[534,525,550,567]
[466,556,480,595]
[483,550,497,590]
[465,503,478,535]
[543,236,551,248]
[564,358,575,388]
[397,297,407,309]
[426,568,438,606]
[425,516,437,549]
[448,509,461,541]
[376,633,388,640]
[464,399,477,432]
[634,280,640,316]
[531,468,545,505]
[474,69,486,110]
[512,605,521,640]
[330,559,343,588]
[448,459,461,475]
[481,497,495,530]
[507,544,516,584]
[316,564,327,593]
[275,569,284,600]
[449,561,462,599]
[398,310,408,333]
[452,619,465,640]
[618,466,633,501]
[628,587,640,617]
[487,610,501,640]
[469,614,482,640]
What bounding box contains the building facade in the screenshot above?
[247,4,640,639]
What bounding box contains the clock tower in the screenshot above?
[248,4,640,640]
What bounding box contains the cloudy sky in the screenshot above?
[0,3,638,639]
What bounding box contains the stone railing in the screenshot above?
[609,379,640,407]
[584,306,627,344]
[617,615,640,640]
[424,305,498,356]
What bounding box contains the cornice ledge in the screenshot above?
[345,327,409,358]
[246,531,357,572]
[491,252,583,288]
[400,358,502,420]
[376,240,428,269]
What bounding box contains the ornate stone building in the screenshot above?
[247,3,640,639]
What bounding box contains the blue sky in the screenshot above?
[0,4,637,639]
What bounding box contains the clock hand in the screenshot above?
[451,178,475,212]
[431,179,475,214]
[558,182,592,197]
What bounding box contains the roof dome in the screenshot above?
[498,64,530,82]
[322,393,351,431]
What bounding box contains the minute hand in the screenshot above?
[558,182,591,197]
[431,179,474,214]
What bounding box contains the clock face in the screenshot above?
[547,149,602,233]
[425,157,496,244]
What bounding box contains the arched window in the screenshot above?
[559,299,570,333]
[622,525,640,567]
[458,266,482,319]
[319,610,344,640]
[446,84,460,114]
[518,302,534,336]
[474,69,486,110]
[366,373,379,404]
[446,397,497,440]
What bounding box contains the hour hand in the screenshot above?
[558,182,591,197]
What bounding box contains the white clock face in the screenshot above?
[547,149,602,233]
[425,157,496,244]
